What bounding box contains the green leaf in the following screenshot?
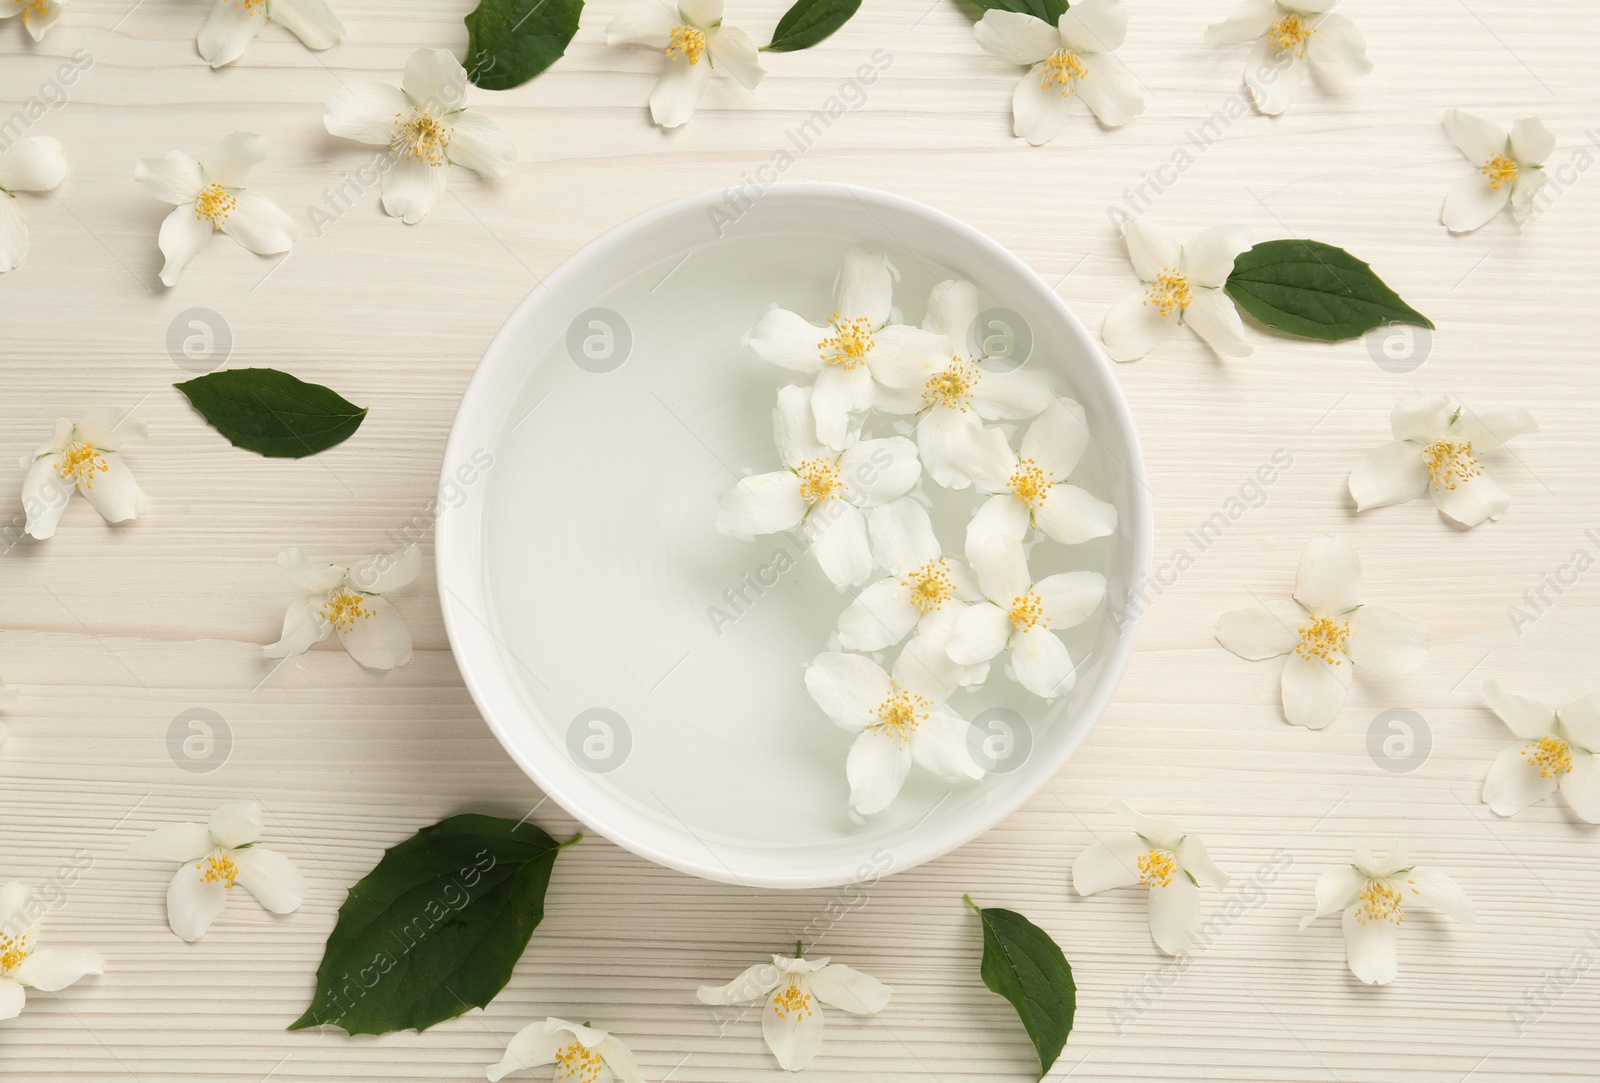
[1223,238,1434,342]
[288,815,578,1035]
[966,895,1075,1080]
[174,368,367,458]
[766,0,863,51]
[965,0,1068,23]
[463,0,584,91]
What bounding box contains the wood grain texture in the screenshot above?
[2,0,1598,1079]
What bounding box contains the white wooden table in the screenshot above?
[3,1,1598,1079]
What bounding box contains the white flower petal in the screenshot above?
[1558,754,1600,824]
[865,497,940,575]
[1216,602,1300,660]
[1304,12,1371,79]
[1075,50,1144,128]
[13,947,103,992]
[893,631,966,702]
[1020,397,1088,482]
[1557,694,1600,750]
[0,136,67,192]
[197,0,267,68]
[166,861,228,942]
[0,978,23,1021]
[716,472,805,537]
[1345,606,1429,677]
[1009,625,1076,698]
[697,962,784,1006]
[1452,402,1537,451]
[1011,65,1081,146]
[596,1035,647,1083]
[487,1021,565,1082]
[1175,833,1229,890]
[336,594,412,669]
[837,579,919,652]
[1245,39,1305,116]
[805,963,891,1014]
[263,597,327,659]
[21,454,71,539]
[1441,170,1511,233]
[1406,867,1474,926]
[812,365,877,452]
[128,821,212,862]
[1349,441,1429,512]
[134,151,203,206]
[348,545,421,594]
[1180,224,1251,288]
[324,81,408,146]
[917,408,980,490]
[910,705,984,780]
[76,453,146,524]
[1071,834,1145,895]
[379,156,447,224]
[967,535,1030,603]
[1301,863,1363,927]
[1483,744,1559,816]
[0,882,31,927]
[805,652,891,730]
[1034,484,1117,545]
[1340,904,1400,985]
[866,324,951,390]
[1102,286,1178,362]
[846,730,913,816]
[839,437,920,507]
[76,405,147,451]
[1441,108,1505,166]
[680,0,722,26]
[1146,874,1201,956]
[649,52,711,129]
[973,9,1059,65]
[971,368,1055,421]
[923,278,980,343]
[750,309,826,374]
[1294,534,1361,614]
[447,110,515,178]
[0,196,28,274]
[606,1,675,47]
[219,191,297,256]
[836,248,895,327]
[1058,0,1127,51]
[403,48,469,110]
[705,24,764,90]
[1430,469,1511,527]
[1203,0,1277,45]
[232,845,306,914]
[809,502,873,587]
[965,493,1030,550]
[1508,117,1555,167]
[155,204,214,287]
[209,801,264,848]
[1389,392,1453,442]
[1034,571,1105,629]
[946,603,1011,666]
[1181,288,1251,357]
[960,424,1019,492]
[1482,679,1555,740]
[268,0,344,51]
[201,131,267,188]
[1281,652,1351,729]
[1108,799,1182,851]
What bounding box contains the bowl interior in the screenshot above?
[438,184,1151,889]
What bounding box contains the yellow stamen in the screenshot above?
[56,442,108,490]
[0,933,29,974]
[1481,153,1518,190]
[390,111,452,168]
[1295,616,1349,666]
[1144,269,1192,317]
[818,314,874,370]
[795,457,841,504]
[197,853,240,888]
[553,1040,605,1083]
[904,560,955,614]
[20,0,50,20]
[1138,849,1175,888]
[1008,592,1048,632]
[1523,735,1573,779]
[772,980,815,1020]
[666,24,706,64]
[1355,878,1406,925]
[923,359,980,411]
[1266,14,1312,57]
[874,683,931,743]
[320,588,373,634]
[230,0,264,12]
[1423,439,1481,491]
[1007,457,1051,509]
[194,183,237,228]
[1038,48,1087,96]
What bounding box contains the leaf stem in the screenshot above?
[558,832,585,850]
[963,893,982,914]
[795,939,803,958]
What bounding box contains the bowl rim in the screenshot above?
[437,181,1154,889]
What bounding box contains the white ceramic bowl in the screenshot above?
[437,183,1152,890]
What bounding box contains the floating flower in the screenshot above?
[717,384,919,588]
[749,249,951,450]
[134,131,297,287]
[960,397,1117,552]
[835,497,982,654]
[1216,535,1430,729]
[805,644,984,816]
[697,951,891,1070]
[1300,841,1473,985]
[606,0,764,129]
[948,537,1105,699]
[0,0,66,40]
[1072,799,1230,955]
[21,406,147,540]
[197,0,344,69]
[263,545,419,670]
[128,801,305,942]
[1481,679,1600,823]
[1440,109,1554,233]
[1349,392,1536,527]
[487,1018,646,1083]
[324,47,515,224]
[0,136,67,274]
[973,0,1146,146]
[0,881,104,1021]
[874,279,1055,489]
[1204,0,1372,116]
[1102,218,1251,362]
